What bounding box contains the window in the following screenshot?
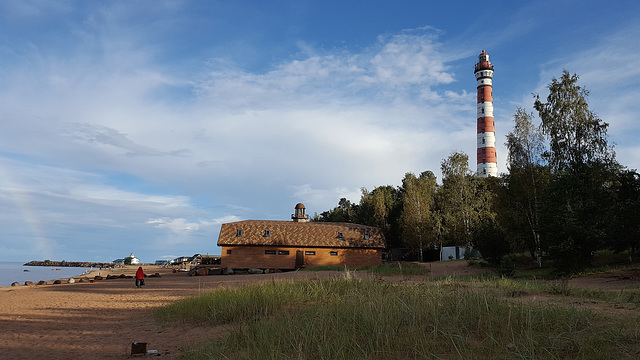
[265,250,276,255]
[226,250,232,254]
[364,232,370,240]
[482,138,485,144]
[337,232,344,239]
[330,251,338,256]
[264,230,271,237]
[305,251,316,255]
[278,250,290,255]
[236,229,243,237]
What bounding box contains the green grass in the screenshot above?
[155,277,640,359]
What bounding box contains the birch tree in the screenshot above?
[399,171,437,261]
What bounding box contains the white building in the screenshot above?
[129,252,140,265]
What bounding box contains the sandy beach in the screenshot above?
[0,265,341,359]
[2,262,634,359]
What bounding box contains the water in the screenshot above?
[0,262,91,287]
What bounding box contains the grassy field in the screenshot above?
[154,265,640,359]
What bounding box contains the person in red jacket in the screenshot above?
[135,267,145,288]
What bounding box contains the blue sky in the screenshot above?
[1,0,639,263]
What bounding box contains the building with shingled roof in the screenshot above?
[217,204,386,270]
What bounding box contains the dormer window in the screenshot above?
[337,232,344,240]
[264,230,271,237]
[236,229,243,237]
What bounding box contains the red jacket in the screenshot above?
[135,267,144,280]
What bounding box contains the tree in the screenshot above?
[358,185,402,247]
[609,169,640,255]
[502,108,550,266]
[399,171,437,260]
[315,198,357,223]
[438,152,494,248]
[534,70,615,171]
[534,71,618,273]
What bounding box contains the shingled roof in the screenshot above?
[217,220,386,249]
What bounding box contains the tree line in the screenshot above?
[314,71,640,274]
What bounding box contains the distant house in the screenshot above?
[128,252,140,265]
[217,203,387,270]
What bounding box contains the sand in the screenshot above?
[2,262,634,359]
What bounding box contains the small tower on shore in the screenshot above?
[475,50,498,177]
[291,203,309,222]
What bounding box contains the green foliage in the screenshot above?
[473,217,509,265]
[357,185,403,248]
[399,171,437,257]
[501,108,549,265]
[534,70,615,172]
[609,170,640,253]
[531,71,621,274]
[123,257,133,265]
[541,164,616,274]
[438,152,475,246]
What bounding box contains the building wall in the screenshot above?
[220,245,383,269]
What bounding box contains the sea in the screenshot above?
[0,262,92,287]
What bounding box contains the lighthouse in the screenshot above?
[475,50,497,177]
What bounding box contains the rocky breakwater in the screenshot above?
[24,260,118,268]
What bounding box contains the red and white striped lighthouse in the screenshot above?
[475,50,497,177]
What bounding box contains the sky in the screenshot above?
[1,0,639,263]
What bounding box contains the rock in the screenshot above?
[248,268,263,274]
[264,269,269,274]
[118,274,127,278]
[37,281,47,285]
[207,268,222,275]
[223,268,234,275]
[154,272,161,277]
[53,280,62,284]
[11,282,20,286]
[196,268,208,276]
[67,278,75,283]
[94,275,103,281]
[24,281,34,286]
